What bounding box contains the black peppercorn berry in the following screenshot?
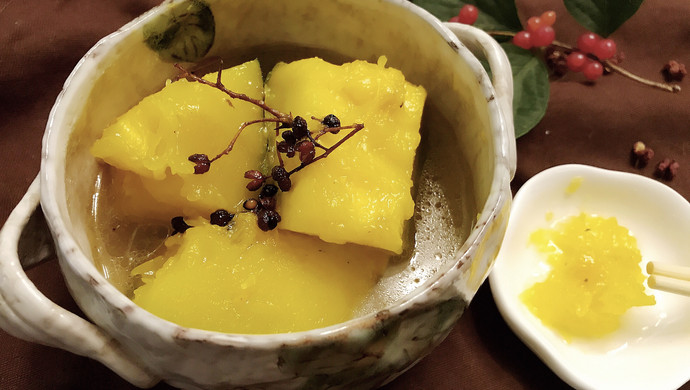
[292,116,309,139]
[256,209,281,231]
[171,216,192,235]
[322,114,341,128]
[282,130,297,145]
[260,184,279,198]
[271,165,292,192]
[210,209,234,227]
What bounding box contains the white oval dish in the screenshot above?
[490,164,690,390]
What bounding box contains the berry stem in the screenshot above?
[312,124,361,140]
[210,118,286,162]
[275,139,286,167]
[174,63,289,119]
[305,131,326,151]
[603,61,681,93]
[487,31,681,93]
[175,63,366,232]
[288,123,364,176]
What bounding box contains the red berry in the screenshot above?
[531,26,555,47]
[188,153,211,174]
[449,15,461,23]
[577,32,600,54]
[512,31,533,49]
[244,170,264,180]
[566,51,587,72]
[593,38,617,60]
[296,140,316,164]
[527,16,543,33]
[582,60,603,80]
[457,4,479,25]
[246,178,263,191]
[540,11,556,26]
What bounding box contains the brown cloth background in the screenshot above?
[1,0,688,389]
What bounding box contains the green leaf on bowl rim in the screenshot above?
[502,43,549,138]
[563,0,644,37]
[143,0,215,63]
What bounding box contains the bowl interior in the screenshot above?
[48,0,499,325]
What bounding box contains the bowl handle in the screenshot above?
[444,22,517,179]
[0,176,159,388]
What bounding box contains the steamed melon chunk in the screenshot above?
[265,57,426,254]
[91,59,266,218]
[131,213,389,334]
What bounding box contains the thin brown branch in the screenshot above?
[486,31,681,93]
[174,63,289,118]
[211,118,286,162]
[313,124,362,140]
[288,123,364,176]
[604,61,681,93]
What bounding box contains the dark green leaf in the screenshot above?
[564,0,644,37]
[143,0,215,62]
[463,0,522,31]
[410,0,462,21]
[501,43,550,138]
[411,0,521,31]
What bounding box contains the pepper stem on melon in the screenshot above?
[174,62,366,231]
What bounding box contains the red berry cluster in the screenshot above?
[566,33,617,81]
[449,4,478,25]
[512,11,557,49]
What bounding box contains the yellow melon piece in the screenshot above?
[265,57,426,254]
[91,59,266,218]
[131,214,389,334]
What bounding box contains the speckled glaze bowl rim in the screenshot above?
[41,0,514,347]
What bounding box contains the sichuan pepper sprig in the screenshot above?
[175,63,291,173]
[173,63,365,231]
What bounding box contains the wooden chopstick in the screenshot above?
[647,261,690,297]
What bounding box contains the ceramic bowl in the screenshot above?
[490,164,690,390]
[0,0,515,388]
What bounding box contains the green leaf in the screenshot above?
[564,0,644,37]
[410,0,521,31]
[463,0,522,31]
[410,0,462,21]
[143,0,215,62]
[411,1,545,137]
[501,43,550,138]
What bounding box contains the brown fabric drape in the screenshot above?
[1,0,688,388]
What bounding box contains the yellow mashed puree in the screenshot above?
[521,212,655,341]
